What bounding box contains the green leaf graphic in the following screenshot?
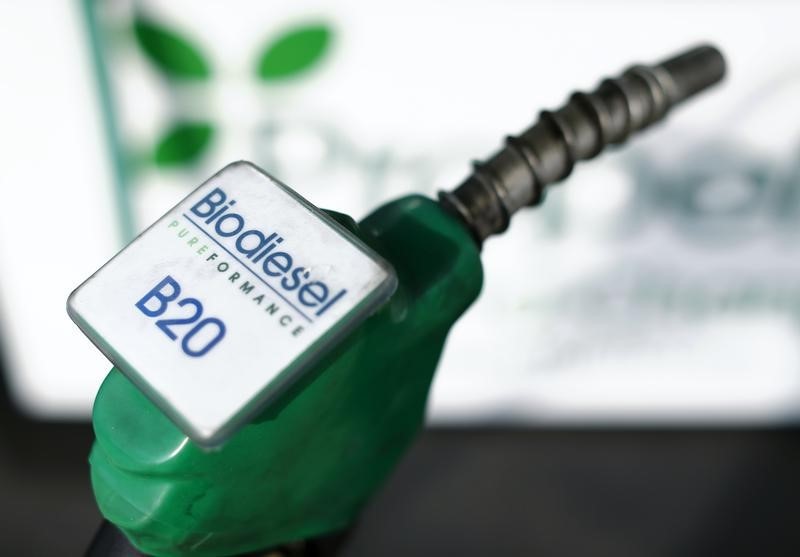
[134,17,210,79]
[256,24,332,81]
[153,122,214,167]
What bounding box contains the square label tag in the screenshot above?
[69,161,397,446]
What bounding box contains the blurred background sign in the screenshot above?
[1,0,800,424]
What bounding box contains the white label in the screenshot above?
[68,161,396,445]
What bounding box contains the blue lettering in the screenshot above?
[236,230,272,258]
[191,188,226,219]
[137,276,226,357]
[135,276,181,317]
[215,213,244,237]
[262,252,292,277]
[281,267,309,291]
[191,186,350,319]
[298,281,329,307]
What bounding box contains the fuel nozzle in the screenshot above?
[80,45,727,556]
[439,44,727,244]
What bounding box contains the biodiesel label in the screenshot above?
[68,161,396,445]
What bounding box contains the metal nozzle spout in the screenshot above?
[439,44,727,245]
[660,44,726,103]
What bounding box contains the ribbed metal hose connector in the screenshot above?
[438,44,726,245]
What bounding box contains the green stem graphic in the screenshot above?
[80,0,136,242]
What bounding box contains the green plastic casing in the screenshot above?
[89,195,483,556]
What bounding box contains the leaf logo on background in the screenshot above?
[256,24,331,81]
[132,16,333,168]
[133,18,211,80]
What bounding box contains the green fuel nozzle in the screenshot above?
[87,44,725,556]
